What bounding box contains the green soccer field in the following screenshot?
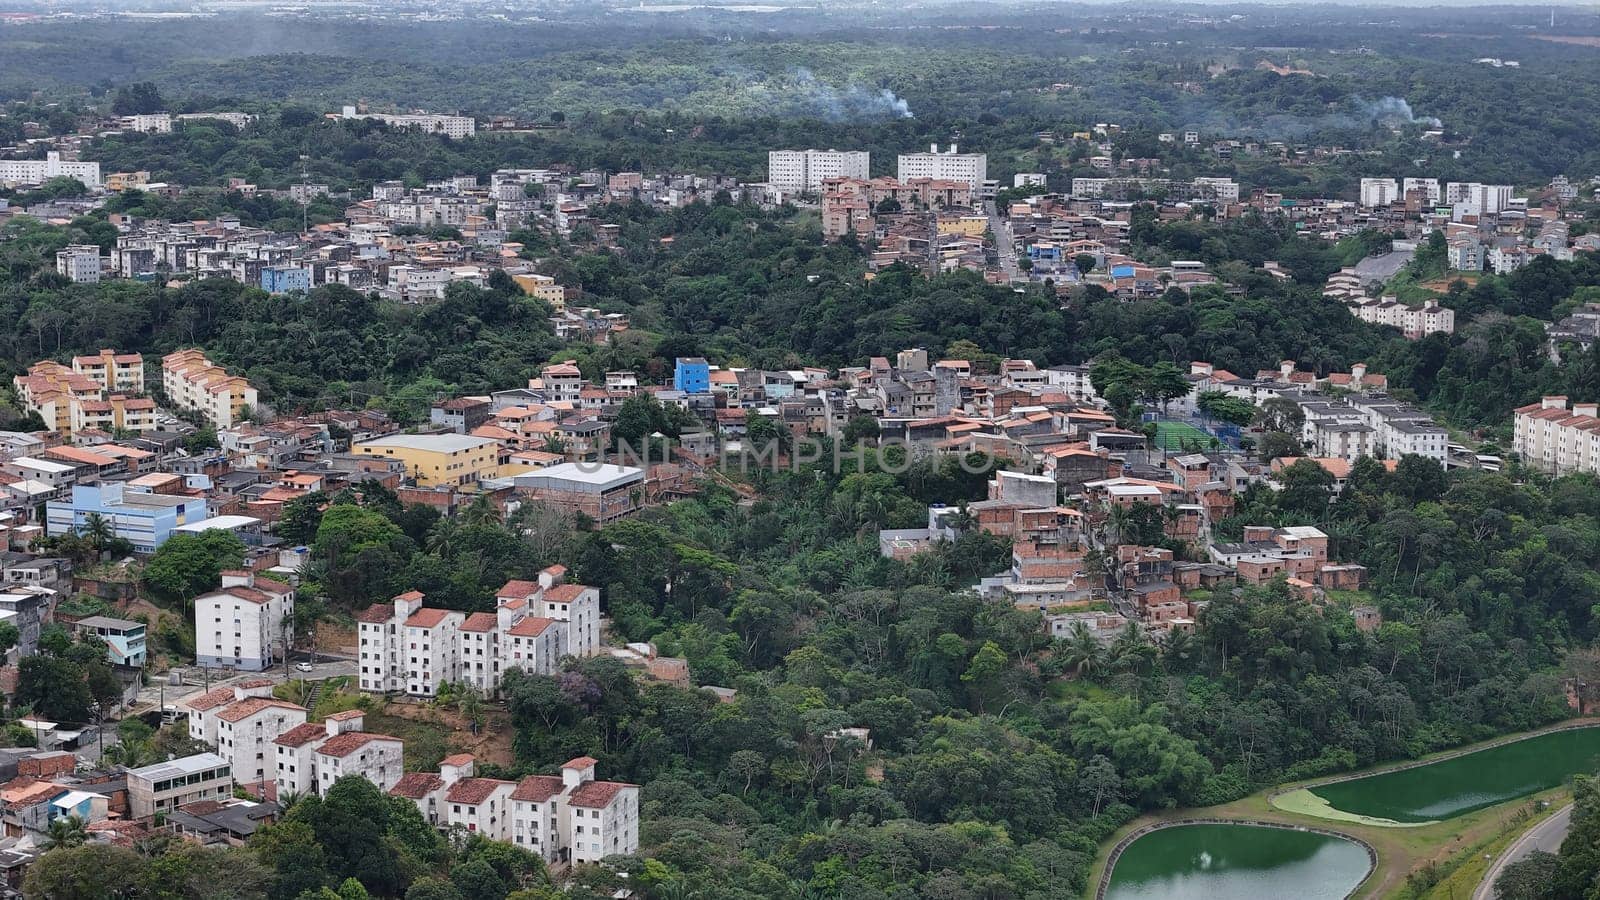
[1152,420,1214,450]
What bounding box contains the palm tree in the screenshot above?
[1160,627,1195,672]
[1061,622,1104,678]
[459,494,502,528]
[79,512,113,555]
[1110,622,1157,675]
[45,814,86,850]
[425,518,460,556]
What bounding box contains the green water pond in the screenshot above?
[1308,726,1600,824]
[1105,823,1371,900]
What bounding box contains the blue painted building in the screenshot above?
[261,265,311,294]
[674,356,710,394]
[46,483,209,553]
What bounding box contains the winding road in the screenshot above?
[1473,804,1572,900]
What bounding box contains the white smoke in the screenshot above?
[1362,96,1442,129]
[789,67,914,120]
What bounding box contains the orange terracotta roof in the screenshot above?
[510,775,565,802]
[273,722,327,748]
[508,616,554,637]
[460,612,498,632]
[405,608,452,628]
[495,579,540,599]
[389,772,444,799]
[444,777,514,805]
[216,698,304,723]
[542,583,587,602]
[567,780,634,809]
[316,732,400,758]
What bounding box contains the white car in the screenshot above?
[295,662,313,672]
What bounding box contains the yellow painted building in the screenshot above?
[353,434,501,488]
[512,273,567,310]
[936,215,988,236]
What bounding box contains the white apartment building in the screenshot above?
[121,114,173,134]
[1402,177,1441,205]
[340,106,475,139]
[898,144,987,190]
[561,756,641,865]
[445,775,518,839]
[194,571,296,671]
[0,152,102,188]
[1359,178,1399,208]
[162,349,259,428]
[183,679,277,747]
[1514,396,1600,475]
[359,567,601,699]
[394,754,639,868]
[404,607,465,698]
[767,149,870,193]
[1348,396,1450,464]
[273,710,403,799]
[1446,182,1513,216]
[126,753,233,819]
[1347,297,1454,338]
[213,697,307,790]
[55,245,102,283]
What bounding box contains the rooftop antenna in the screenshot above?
[299,147,310,235]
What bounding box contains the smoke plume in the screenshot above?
[789,67,914,120]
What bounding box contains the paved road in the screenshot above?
[1474,803,1572,900]
[986,201,1022,282]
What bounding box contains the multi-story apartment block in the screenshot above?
[274,710,404,800]
[357,567,600,698]
[46,482,209,552]
[393,754,639,868]
[1346,297,1454,339]
[404,607,465,698]
[72,349,145,393]
[767,149,870,193]
[1402,177,1442,205]
[0,152,101,188]
[1514,396,1600,476]
[1358,178,1399,208]
[126,753,233,819]
[213,697,307,790]
[898,145,987,190]
[194,571,296,671]
[121,114,173,134]
[56,245,102,283]
[162,349,259,428]
[340,106,475,139]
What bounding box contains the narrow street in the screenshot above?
[1473,804,1572,900]
[987,201,1022,282]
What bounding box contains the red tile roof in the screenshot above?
[405,607,452,628]
[325,710,363,722]
[221,586,272,605]
[562,756,598,770]
[542,583,587,602]
[444,777,514,805]
[316,732,400,758]
[389,772,444,799]
[495,579,540,599]
[441,754,475,767]
[356,603,393,624]
[273,722,327,748]
[510,775,565,803]
[568,780,634,809]
[185,685,238,712]
[216,698,305,724]
[508,616,554,637]
[460,612,498,633]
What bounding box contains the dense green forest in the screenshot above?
[6,3,1600,185]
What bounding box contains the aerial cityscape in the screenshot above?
[1,0,1600,898]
